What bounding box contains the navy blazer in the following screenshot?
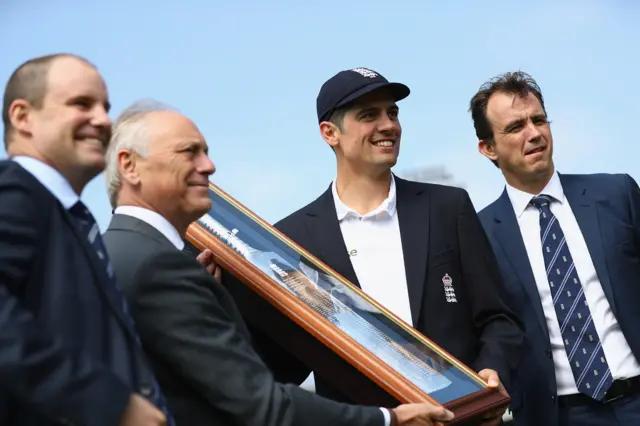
[478,172,640,426]
[272,177,524,405]
[0,160,155,426]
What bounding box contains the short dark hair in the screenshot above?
[328,106,348,132]
[469,71,547,141]
[2,53,94,147]
[323,107,349,153]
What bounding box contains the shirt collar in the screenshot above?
[12,156,80,209]
[506,170,565,217]
[114,205,185,250]
[332,174,397,221]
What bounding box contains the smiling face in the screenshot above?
[479,91,554,192]
[7,56,112,193]
[132,111,216,230]
[321,89,401,176]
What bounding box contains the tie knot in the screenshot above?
[69,201,93,222]
[530,195,553,211]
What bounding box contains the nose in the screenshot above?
[524,120,542,142]
[91,105,112,128]
[377,114,400,134]
[198,152,216,177]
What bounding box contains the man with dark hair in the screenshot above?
[255,67,524,426]
[468,72,548,169]
[0,53,171,426]
[472,71,640,425]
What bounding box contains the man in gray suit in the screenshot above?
[101,100,455,426]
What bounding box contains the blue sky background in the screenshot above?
[1,0,639,231]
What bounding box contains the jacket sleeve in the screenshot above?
[0,178,132,426]
[457,189,526,389]
[131,250,385,426]
[182,239,312,385]
[222,269,313,385]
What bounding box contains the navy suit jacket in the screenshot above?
[270,177,525,406]
[0,160,155,426]
[478,172,640,426]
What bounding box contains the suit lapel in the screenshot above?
[492,189,550,337]
[305,187,360,287]
[61,207,138,336]
[395,178,428,325]
[561,175,618,316]
[308,179,428,324]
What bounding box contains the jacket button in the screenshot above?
[546,349,552,358]
[140,384,153,397]
[551,395,556,404]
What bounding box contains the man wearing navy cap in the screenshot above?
[272,67,526,425]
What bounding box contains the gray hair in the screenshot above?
[104,99,179,208]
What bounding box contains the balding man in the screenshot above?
[0,54,171,426]
[101,100,455,426]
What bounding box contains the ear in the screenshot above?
[478,139,499,163]
[319,121,341,150]
[8,99,34,137]
[117,149,141,186]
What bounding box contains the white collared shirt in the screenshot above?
[114,205,185,250]
[506,171,640,395]
[332,175,412,325]
[12,156,79,209]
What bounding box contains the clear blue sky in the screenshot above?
[2,0,639,231]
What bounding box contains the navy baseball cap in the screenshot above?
[316,67,410,123]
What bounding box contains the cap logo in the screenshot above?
[351,67,378,78]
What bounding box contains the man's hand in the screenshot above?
[391,403,454,425]
[196,248,221,282]
[118,393,167,426]
[477,369,508,426]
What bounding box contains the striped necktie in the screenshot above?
[530,195,612,400]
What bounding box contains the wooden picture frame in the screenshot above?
[185,183,510,424]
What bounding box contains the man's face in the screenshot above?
[480,91,554,186]
[28,57,112,188]
[137,111,215,226]
[328,89,401,173]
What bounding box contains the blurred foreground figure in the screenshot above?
[101,100,455,426]
[0,54,170,426]
[473,71,640,426]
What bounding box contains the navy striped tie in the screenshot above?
[530,195,613,400]
[69,201,176,425]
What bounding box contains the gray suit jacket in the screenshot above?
[103,213,386,426]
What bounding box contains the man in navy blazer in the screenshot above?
[470,71,640,425]
[0,54,169,426]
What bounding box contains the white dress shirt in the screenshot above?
[332,174,413,325]
[113,205,185,250]
[12,156,79,209]
[506,171,640,395]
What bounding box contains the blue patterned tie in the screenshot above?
[530,195,613,400]
[69,201,176,425]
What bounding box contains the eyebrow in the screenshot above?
[503,117,526,132]
[355,104,399,117]
[503,113,547,132]
[180,140,208,154]
[68,94,111,113]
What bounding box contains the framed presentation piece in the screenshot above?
[185,183,510,425]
